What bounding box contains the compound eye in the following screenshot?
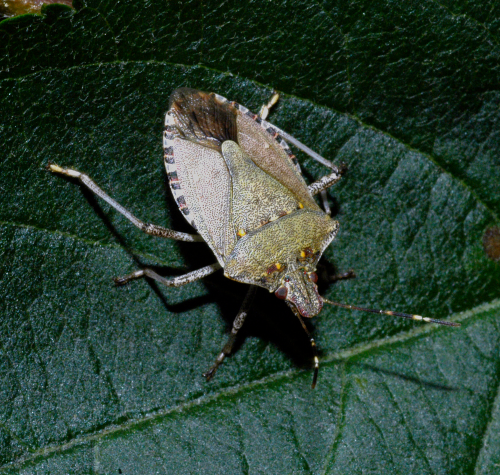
[275,286,288,300]
[309,272,318,283]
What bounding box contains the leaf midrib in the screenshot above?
[1,298,497,473]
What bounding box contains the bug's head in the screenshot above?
[274,266,323,318]
[224,209,339,317]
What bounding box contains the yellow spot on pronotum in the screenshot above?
[298,202,304,209]
[300,251,306,258]
[276,263,282,270]
[237,229,246,237]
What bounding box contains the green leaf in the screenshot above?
[1,1,500,473]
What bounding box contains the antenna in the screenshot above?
[321,298,461,327]
[288,303,319,389]
[286,298,459,390]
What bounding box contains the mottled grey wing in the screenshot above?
[164,88,237,265]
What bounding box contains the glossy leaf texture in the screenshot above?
[1,1,500,473]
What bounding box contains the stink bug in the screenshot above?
[49,88,460,388]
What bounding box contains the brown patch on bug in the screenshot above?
[169,88,238,151]
[483,227,500,261]
[299,247,315,263]
[266,263,284,275]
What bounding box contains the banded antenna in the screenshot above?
[295,297,460,389]
[321,298,461,327]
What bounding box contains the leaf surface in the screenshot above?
[1,1,500,473]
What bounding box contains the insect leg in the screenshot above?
[308,164,347,196]
[203,285,257,381]
[329,270,356,283]
[257,94,343,214]
[320,191,331,215]
[114,263,221,287]
[267,122,344,213]
[259,91,280,120]
[48,164,203,242]
[275,127,335,169]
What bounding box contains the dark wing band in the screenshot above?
[169,88,238,151]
